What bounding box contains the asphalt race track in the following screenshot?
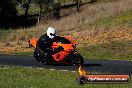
[0,55,132,75]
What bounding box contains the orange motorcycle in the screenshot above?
[28,36,84,66]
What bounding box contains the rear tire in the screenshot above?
[34,49,47,64]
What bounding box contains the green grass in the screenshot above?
[88,10,132,30]
[78,40,132,60]
[0,65,132,88]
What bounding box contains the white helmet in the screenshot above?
[47,27,57,39]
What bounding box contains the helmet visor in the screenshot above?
[50,33,56,36]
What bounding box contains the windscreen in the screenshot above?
[53,36,71,44]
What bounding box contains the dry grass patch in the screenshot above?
[0,42,33,55]
[64,28,132,47]
[0,0,132,56]
[0,28,131,55]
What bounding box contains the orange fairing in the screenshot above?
[29,36,76,62]
[53,51,69,62]
[52,36,76,62]
[28,38,38,48]
[52,42,74,52]
[52,42,74,62]
[52,36,75,51]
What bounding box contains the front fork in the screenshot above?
[65,51,79,65]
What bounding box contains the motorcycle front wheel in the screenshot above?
[67,52,84,66]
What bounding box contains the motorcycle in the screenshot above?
[28,36,84,66]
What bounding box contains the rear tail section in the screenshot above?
[28,38,38,48]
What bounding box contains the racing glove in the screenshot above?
[54,46,64,53]
[45,47,54,52]
[57,46,64,51]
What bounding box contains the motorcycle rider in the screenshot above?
[35,27,63,63]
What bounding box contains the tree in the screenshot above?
[23,0,31,18]
[76,0,81,11]
[0,0,17,19]
[0,0,17,27]
[33,0,54,20]
[16,0,32,18]
[90,0,97,3]
[53,2,61,19]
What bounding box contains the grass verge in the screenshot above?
[87,10,132,30]
[0,65,132,88]
[78,40,132,60]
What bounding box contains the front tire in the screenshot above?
[68,52,84,66]
[74,53,84,66]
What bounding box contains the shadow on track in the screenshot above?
[83,63,102,67]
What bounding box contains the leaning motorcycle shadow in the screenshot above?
[45,63,102,67]
[47,63,73,66]
[39,62,103,71]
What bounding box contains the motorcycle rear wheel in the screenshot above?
[34,49,47,64]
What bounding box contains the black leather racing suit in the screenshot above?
[36,34,54,60]
[35,34,64,63]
